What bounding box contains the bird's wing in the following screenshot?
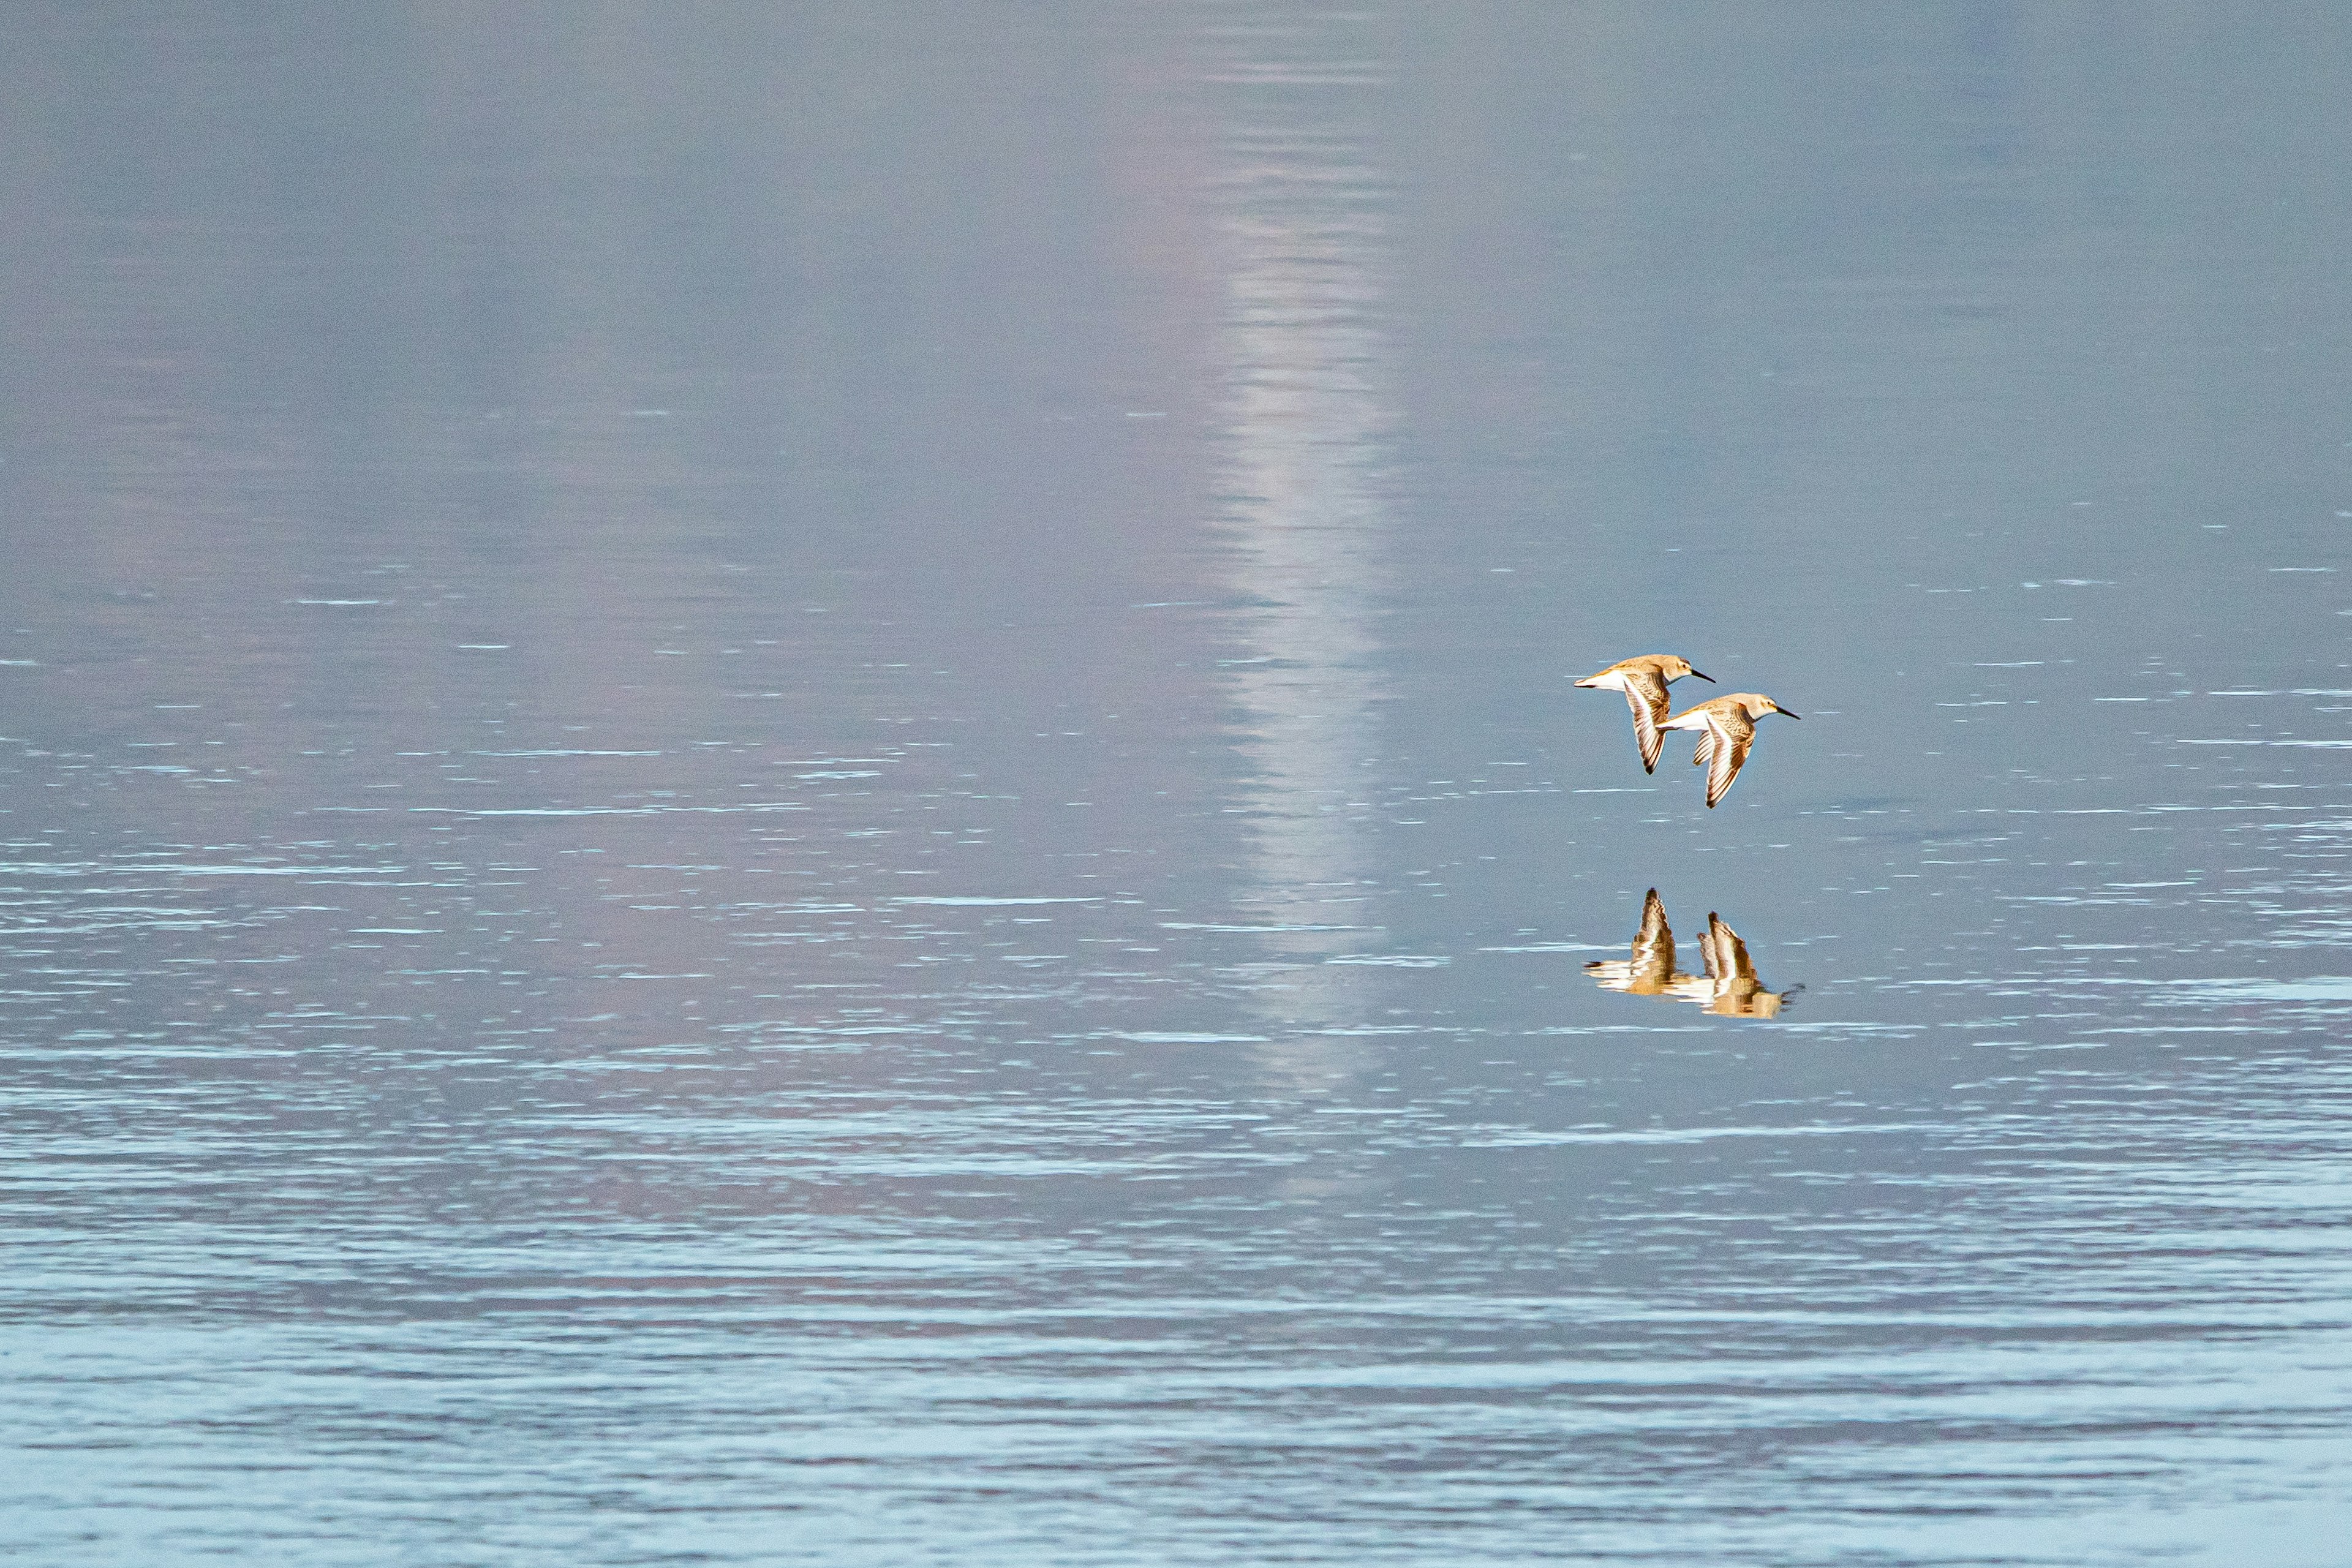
[1631,888,1673,986]
[1692,729,1714,771]
[1623,671,1670,772]
[1704,713,1755,809]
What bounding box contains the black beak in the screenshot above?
[1779,708,1801,720]
[1689,669,1714,682]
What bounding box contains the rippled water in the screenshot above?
[4,5,2349,1563]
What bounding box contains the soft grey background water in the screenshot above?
[4,4,2348,1564]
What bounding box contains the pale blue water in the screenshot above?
[3,4,2349,1564]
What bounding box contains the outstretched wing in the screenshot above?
[1623,671,1670,772]
[1692,729,1714,771]
[1703,714,1755,809]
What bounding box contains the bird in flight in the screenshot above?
[1660,692,1800,808]
[1574,654,1711,773]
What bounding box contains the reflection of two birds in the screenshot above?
[1585,889,1800,1018]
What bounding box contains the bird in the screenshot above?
[1574,654,1711,772]
[1659,692,1799,808]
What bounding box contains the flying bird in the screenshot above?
[1659,692,1800,808]
[1574,654,1711,772]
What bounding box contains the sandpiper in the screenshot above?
[1574,654,1711,773]
[1659,692,1800,808]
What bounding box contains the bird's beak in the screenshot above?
[1778,708,1801,720]
[1690,669,1714,682]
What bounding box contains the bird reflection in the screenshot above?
[1585,889,1799,1018]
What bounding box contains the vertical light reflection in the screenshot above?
[1205,18,1396,1065]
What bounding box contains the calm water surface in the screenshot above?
[4,5,2350,1564]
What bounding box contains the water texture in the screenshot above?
[2,4,2348,1564]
